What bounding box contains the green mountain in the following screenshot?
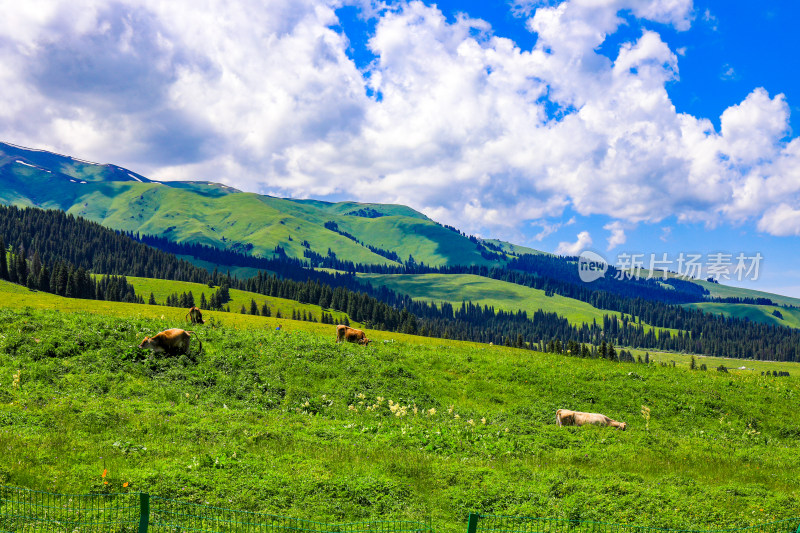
[5,141,800,335]
[0,141,537,267]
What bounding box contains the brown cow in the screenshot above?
[139,328,202,355]
[336,325,370,346]
[185,306,204,325]
[556,409,627,430]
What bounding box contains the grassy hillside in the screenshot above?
[3,281,799,532]
[0,279,358,333]
[357,273,679,339]
[124,276,355,326]
[686,302,800,329]
[693,280,800,308]
[0,142,508,268]
[358,273,610,325]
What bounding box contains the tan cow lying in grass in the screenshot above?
[556,409,627,430]
[139,328,202,355]
[336,325,371,346]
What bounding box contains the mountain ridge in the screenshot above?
[1,141,534,267]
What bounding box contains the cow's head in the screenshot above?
[138,337,152,349]
[618,422,628,431]
[360,338,371,346]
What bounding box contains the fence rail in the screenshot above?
[468,514,800,533]
[2,486,798,533]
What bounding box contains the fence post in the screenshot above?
[138,493,150,533]
[467,513,480,533]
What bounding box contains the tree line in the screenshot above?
[0,235,141,303]
[3,204,800,361]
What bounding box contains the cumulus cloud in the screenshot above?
[555,230,592,256]
[603,221,627,250]
[757,204,800,236]
[2,0,800,240]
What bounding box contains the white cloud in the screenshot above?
[530,216,575,241]
[555,230,592,256]
[603,221,627,250]
[757,204,800,236]
[720,63,737,80]
[1,0,800,242]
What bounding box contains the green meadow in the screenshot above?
[357,273,680,338]
[358,273,616,325]
[1,281,799,532]
[686,302,800,329]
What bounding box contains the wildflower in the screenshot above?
[428,408,436,416]
[102,469,107,479]
[376,396,384,404]
[357,393,365,399]
[413,405,418,415]
[454,414,460,419]
[12,370,20,389]
[185,393,189,399]
[468,419,474,425]
[123,482,129,488]
[447,404,454,414]
[322,395,327,400]
[481,418,487,425]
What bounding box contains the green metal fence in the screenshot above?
[2,486,798,533]
[0,485,141,532]
[0,486,433,533]
[467,514,800,533]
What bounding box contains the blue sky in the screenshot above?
[1,0,799,296]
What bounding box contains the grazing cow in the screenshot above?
[336,325,371,346]
[138,328,202,356]
[185,306,204,325]
[556,409,627,430]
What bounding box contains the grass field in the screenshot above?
[1,279,360,334]
[358,273,621,326]
[685,302,800,329]
[694,280,800,308]
[357,273,679,339]
[1,280,799,532]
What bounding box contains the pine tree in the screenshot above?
[149,292,157,305]
[15,244,27,287]
[30,251,42,287]
[262,303,271,317]
[0,235,7,280]
[200,292,208,309]
[690,355,697,370]
[250,299,259,315]
[37,264,49,292]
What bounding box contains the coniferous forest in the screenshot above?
[2,204,800,361]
